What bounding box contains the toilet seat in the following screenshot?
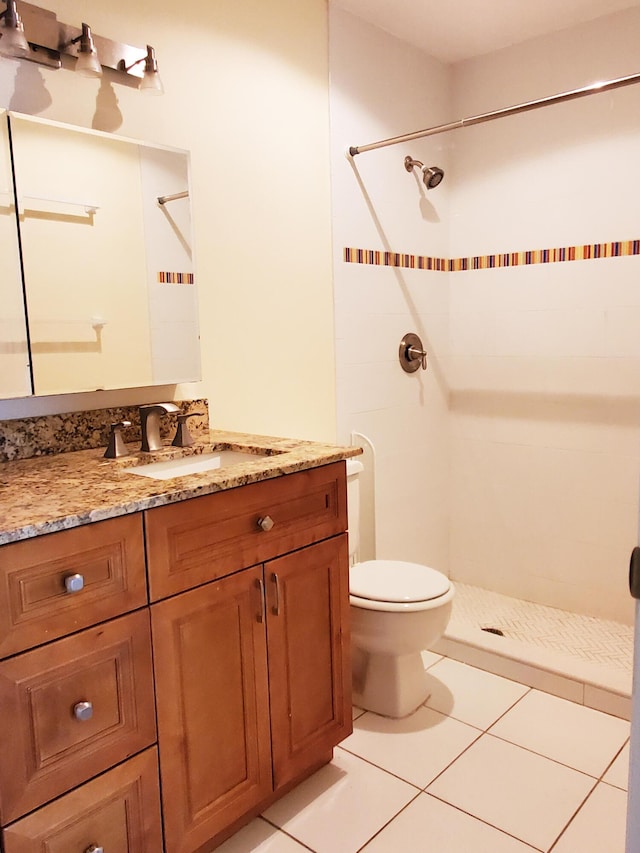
[350,560,453,612]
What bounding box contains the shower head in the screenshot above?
[404,156,444,190]
[422,165,444,189]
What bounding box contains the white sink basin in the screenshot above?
[126,449,270,480]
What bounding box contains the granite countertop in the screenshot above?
[0,430,362,545]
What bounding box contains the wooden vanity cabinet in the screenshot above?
[148,463,352,853]
[0,460,352,853]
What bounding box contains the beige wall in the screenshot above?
[0,0,337,442]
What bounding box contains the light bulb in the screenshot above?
[76,49,102,77]
[139,45,163,95]
[0,10,29,59]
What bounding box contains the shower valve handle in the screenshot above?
[407,345,427,371]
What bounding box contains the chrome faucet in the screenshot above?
[139,403,180,452]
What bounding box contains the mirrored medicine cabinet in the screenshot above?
[0,110,200,400]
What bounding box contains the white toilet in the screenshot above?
[347,459,455,717]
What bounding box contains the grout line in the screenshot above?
[546,777,599,852]
[481,731,601,780]
[259,815,317,852]
[335,744,423,791]
[481,684,533,730]
[423,791,544,852]
[594,736,630,791]
[419,727,485,791]
[354,790,423,852]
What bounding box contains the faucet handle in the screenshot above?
[104,421,131,459]
[172,412,204,447]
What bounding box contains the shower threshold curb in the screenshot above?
[431,624,632,721]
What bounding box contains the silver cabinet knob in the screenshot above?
[85,847,104,853]
[64,573,85,593]
[257,515,274,532]
[73,701,94,721]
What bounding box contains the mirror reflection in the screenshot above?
[0,112,200,398]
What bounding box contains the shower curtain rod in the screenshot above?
[348,70,640,156]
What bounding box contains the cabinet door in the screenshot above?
[266,534,352,790]
[151,565,272,853]
[2,747,163,853]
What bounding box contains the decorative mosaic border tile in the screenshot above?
[344,239,640,272]
[0,399,209,463]
[157,271,195,284]
[344,247,448,270]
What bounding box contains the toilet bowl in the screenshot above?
[347,460,454,718]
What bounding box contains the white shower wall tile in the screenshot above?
[450,401,640,457]
[336,311,448,367]
[334,264,449,318]
[376,486,449,569]
[450,541,634,627]
[605,305,640,358]
[449,94,640,255]
[341,362,421,414]
[375,447,450,567]
[443,352,640,398]
[448,262,636,314]
[449,430,638,624]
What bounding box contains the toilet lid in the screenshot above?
[350,560,451,603]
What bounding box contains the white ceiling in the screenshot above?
[330,0,640,63]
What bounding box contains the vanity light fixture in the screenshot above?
[119,44,164,95]
[0,0,30,59]
[0,1,164,93]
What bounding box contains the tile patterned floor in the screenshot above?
[216,655,631,853]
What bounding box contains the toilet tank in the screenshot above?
[346,459,364,564]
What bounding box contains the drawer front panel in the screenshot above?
[0,609,156,823]
[146,462,347,600]
[2,747,163,853]
[0,514,147,658]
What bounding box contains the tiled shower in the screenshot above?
[329,5,640,698]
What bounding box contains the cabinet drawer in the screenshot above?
[0,609,156,823]
[2,747,163,853]
[0,514,147,658]
[145,461,347,600]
